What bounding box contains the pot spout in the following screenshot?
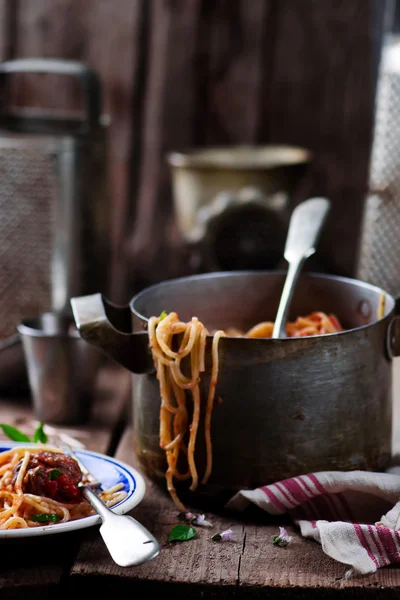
[70,293,153,374]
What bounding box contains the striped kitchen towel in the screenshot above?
[226,470,400,575]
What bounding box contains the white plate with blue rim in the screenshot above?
[0,442,146,539]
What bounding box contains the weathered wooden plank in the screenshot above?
[260,0,385,277]
[0,0,16,61]
[126,0,204,290]
[80,0,146,301]
[68,425,400,598]
[0,1,8,60]
[6,0,383,293]
[126,0,382,289]
[69,425,243,594]
[0,363,130,599]
[127,0,276,290]
[11,0,86,110]
[199,0,271,145]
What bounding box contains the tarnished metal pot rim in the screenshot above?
[17,313,81,340]
[71,270,400,375]
[131,270,396,340]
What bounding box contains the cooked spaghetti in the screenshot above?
[148,312,225,511]
[0,445,127,529]
[236,311,343,338]
[148,310,343,510]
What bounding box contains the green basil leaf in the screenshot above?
[33,421,48,443]
[49,469,62,480]
[0,424,31,443]
[168,524,196,543]
[30,513,61,523]
[159,311,167,321]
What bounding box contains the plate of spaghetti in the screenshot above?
[0,442,145,538]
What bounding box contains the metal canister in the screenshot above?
[17,313,102,425]
[0,58,111,390]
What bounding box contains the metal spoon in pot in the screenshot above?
[271,197,331,339]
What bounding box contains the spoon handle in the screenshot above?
[272,197,331,339]
[272,257,306,339]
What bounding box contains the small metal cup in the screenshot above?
[17,312,102,425]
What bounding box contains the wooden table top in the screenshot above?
[1,361,400,599]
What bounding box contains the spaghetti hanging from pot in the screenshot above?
[148,312,224,511]
[148,310,344,510]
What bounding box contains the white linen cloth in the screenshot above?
[226,470,400,574]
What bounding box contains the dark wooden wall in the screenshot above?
[0,0,385,303]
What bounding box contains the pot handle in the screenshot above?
[70,293,154,374]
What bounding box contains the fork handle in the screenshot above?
[80,484,113,519]
[81,484,161,567]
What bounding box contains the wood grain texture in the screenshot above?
[126,0,278,291]
[124,0,385,291]
[0,0,17,61]
[0,0,7,60]
[1,0,386,296]
[260,0,384,278]
[125,0,204,292]
[68,426,400,598]
[11,0,86,110]
[81,0,147,300]
[192,0,271,146]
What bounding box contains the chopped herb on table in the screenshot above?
[177,511,213,527]
[212,528,233,542]
[272,526,292,547]
[168,524,197,542]
[191,514,213,527]
[178,511,194,522]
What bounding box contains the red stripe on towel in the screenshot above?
[260,485,287,512]
[353,524,380,569]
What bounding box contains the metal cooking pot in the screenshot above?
[71,271,400,508]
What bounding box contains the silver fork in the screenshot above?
[59,441,160,567]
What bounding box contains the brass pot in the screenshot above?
[167,145,312,271]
